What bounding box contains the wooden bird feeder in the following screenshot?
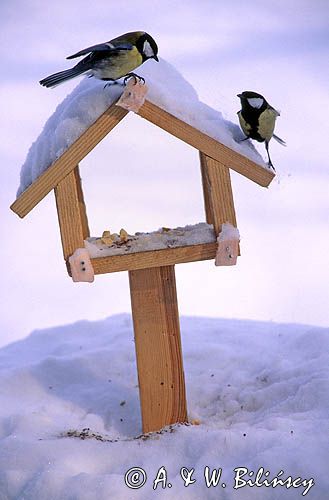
[11,81,275,434]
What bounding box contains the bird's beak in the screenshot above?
[237,93,242,98]
[153,55,159,62]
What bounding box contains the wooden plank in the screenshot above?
[91,242,217,275]
[11,103,128,218]
[129,265,187,433]
[54,169,86,260]
[73,166,90,239]
[199,153,237,234]
[200,154,213,225]
[137,100,275,188]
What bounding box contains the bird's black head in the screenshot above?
[137,32,159,62]
[237,91,268,112]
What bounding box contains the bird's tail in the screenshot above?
[273,134,286,146]
[39,67,85,88]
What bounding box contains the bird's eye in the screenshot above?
[247,97,264,109]
[143,40,154,58]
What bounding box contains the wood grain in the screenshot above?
[199,153,237,234]
[73,166,90,239]
[54,168,86,261]
[129,265,187,433]
[91,242,217,275]
[11,104,128,218]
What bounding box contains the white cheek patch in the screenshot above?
[143,40,154,58]
[247,97,264,108]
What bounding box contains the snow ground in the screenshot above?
[0,315,327,499]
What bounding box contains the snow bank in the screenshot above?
[17,58,265,197]
[0,315,327,499]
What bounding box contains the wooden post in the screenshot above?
[129,265,187,433]
[54,165,89,261]
[200,152,237,234]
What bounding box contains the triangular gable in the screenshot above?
[11,96,274,218]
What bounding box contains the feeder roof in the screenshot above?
[11,58,274,218]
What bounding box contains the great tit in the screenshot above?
[237,91,286,170]
[40,31,159,88]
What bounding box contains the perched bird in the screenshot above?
[237,91,285,170]
[40,31,159,88]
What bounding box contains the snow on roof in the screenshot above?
[17,58,265,197]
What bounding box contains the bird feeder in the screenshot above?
[11,81,275,434]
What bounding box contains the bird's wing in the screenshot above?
[237,111,252,136]
[67,42,134,59]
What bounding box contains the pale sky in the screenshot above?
[1,0,329,347]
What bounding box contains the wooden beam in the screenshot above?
[137,100,275,188]
[129,265,187,433]
[91,241,217,275]
[73,166,90,240]
[54,168,87,261]
[11,103,128,218]
[200,155,214,226]
[199,153,237,234]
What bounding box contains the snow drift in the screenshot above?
[0,315,327,499]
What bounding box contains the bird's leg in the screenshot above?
[265,141,276,171]
[123,73,145,86]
